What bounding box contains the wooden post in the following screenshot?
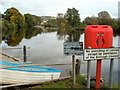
[72,55,76,85]
[86,47,91,88]
[71,35,76,85]
[75,59,81,75]
[87,60,91,88]
[23,45,27,62]
[109,59,114,88]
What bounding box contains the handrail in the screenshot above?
[2,47,30,50]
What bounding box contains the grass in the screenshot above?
[23,75,120,89]
[112,83,120,89]
[31,75,86,88]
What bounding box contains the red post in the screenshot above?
[96,32,103,88]
[96,60,102,88]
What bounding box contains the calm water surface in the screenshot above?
[1,31,120,84]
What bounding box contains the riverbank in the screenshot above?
[29,75,86,89]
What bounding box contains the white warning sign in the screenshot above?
[84,48,120,61]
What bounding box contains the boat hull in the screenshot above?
[0,69,61,84]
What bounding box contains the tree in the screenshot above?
[24,14,35,27]
[83,16,99,25]
[24,13,43,27]
[57,17,67,32]
[98,11,113,25]
[64,8,81,29]
[4,7,25,29]
[98,11,111,19]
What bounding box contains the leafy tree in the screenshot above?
[57,17,66,29]
[4,7,25,29]
[2,20,16,35]
[98,11,113,25]
[64,8,81,29]
[98,18,113,25]
[24,14,36,27]
[24,13,43,27]
[98,11,111,19]
[83,16,99,25]
[32,15,43,25]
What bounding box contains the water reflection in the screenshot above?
[2,25,85,46]
[25,27,42,39]
[57,25,84,42]
[2,27,42,46]
[2,28,25,46]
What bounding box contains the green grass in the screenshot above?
[32,75,86,88]
[112,83,120,89]
[28,75,120,89]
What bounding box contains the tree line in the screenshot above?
[0,7,120,39]
[1,7,43,31]
[1,7,120,34]
[0,7,120,46]
[57,9,119,34]
[41,8,119,36]
[0,7,43,46]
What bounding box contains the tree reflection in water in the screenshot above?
[2,26,119,47]
[2,27,42,46]
[57,25,83,42]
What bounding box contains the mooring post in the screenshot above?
[75,59,81,75]
[87,60,91,88]
[23,45,27,62]
[109,59,114,88]
[72,55,76,85]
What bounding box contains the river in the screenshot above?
[1,29,120,85]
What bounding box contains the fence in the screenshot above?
[2,45,30,62]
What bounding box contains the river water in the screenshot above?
[1,30,120,85]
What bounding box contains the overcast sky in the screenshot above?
[0,0,119,20]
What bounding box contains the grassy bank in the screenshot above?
[4,75,120,89]
[31,75,86,88]
[112,83,120,89]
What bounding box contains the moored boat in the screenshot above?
[0,62,61,84]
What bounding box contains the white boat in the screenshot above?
[0,62,61,84]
